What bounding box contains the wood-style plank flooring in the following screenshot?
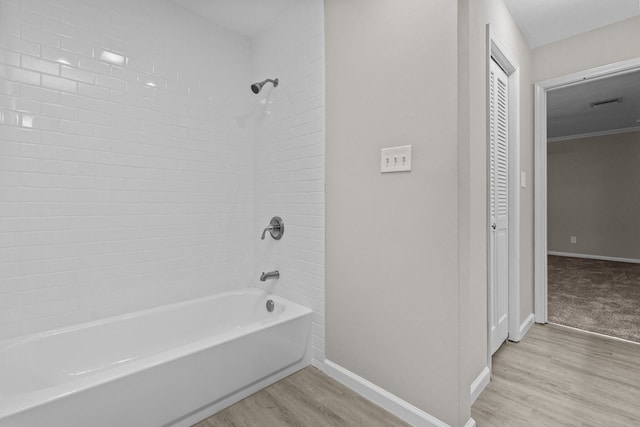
[193,366,411,427]
[472,323,640,426]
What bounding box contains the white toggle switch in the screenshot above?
[381,145,412,173]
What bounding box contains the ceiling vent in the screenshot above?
[589,97,623,109]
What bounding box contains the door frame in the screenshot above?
[486,25,521,359]
[533,57,640,323]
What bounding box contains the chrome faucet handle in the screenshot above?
[261,217,284,240]
[261,225,274,240]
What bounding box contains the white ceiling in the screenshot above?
[504,0,640,49]
[173,1,640,48]
[171,0,296,37]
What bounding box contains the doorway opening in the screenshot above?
[534,58,640,344]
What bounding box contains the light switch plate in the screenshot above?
[381,145,412,173]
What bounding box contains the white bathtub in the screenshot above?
[0,288,312,427]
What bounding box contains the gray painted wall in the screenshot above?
[548,132,640,260]
[325,0,462,424]
[325,3,640,426]
[326,0,533,425]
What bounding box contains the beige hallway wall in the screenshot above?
[325,0,462,424]
[533,15,640,81]
[326,1,537,424]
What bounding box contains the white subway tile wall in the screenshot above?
[253,0,325,365]
[0,0,325,361]
[0,0,256,340]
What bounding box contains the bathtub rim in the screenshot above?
[0,287,301,350]
[0,287,312,421]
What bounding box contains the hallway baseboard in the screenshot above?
[506,313,535,342]
[548,251,640,265]
[470,367,490,405]
[322,359,448,427]
[519,313,535,339]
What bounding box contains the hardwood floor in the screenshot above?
[194,325,640,426]
[472,323,640,426]
[193,366,411,427]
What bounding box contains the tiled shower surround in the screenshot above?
[0,0,325,364]
[253,0,325,364]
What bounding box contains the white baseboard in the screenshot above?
[507,313,534,342]
[322,359,448,427]
[519,313,535,339]
[465,418,477,427]
[470,367,490,405]
[311,358,325,371]
[548,251,640,264]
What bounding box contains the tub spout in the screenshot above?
[260,270,279,281]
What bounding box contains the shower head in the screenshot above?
[251,78,279,94]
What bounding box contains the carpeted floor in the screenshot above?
[548,255,640,343]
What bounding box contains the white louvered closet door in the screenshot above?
[489,58,509,355]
